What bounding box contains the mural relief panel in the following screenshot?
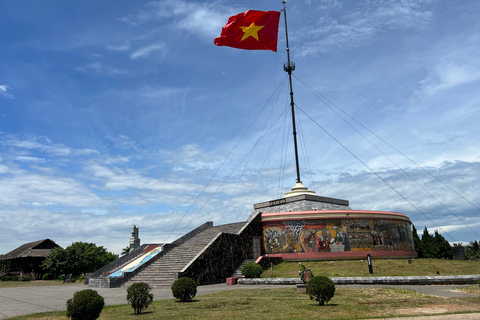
[262,218,413,254]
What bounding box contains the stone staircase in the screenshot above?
[123,222,245,288]
[229,259,254,278]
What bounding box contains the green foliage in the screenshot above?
[434,230,453,259]
[127,282,154,315]
[42,273,54,280]
[42,242,118,277]
[412,225,423,258]
[465,241,480,261]
[66,289,105,320]
[306,275,336,306]
[0,275,12,281]
[13,275,20,281]
[121,246,131,256]
[22,275,31,281]
[421,227,438,258]
[419,227,453,259]
[171,277,197,302]
[241,261,263,278]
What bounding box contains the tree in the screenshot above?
[127,282,154,315]
[419,227,454,259]
[421,227,439,259]
[121,246,131,256]
[434,230,453,259]
[465,240,480,260]
[42,242,118,277]
[412,225,423,258]
[42,246,69,276]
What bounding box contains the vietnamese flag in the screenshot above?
[214,10,281,52]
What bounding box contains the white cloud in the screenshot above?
[15,156,46,163]
[296,0,435,56]
[160,144,222,173]
[107,44,131,52]
[107,134,138,150]
[85,162,202,193]
[0,85,14,99]
[129,0,240,39]
[75,62,128,76]
[1,135,98,157]
[421,64,480,96]
[131,43,166,60]
[0,170,102,207]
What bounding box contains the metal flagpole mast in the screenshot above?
[282,0,302,184]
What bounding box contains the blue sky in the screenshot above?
[1,0,479,255]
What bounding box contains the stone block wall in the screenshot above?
[178,212,262,285]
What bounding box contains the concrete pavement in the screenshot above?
[0,283,478,319]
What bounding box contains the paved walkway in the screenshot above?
[0,283,478,319]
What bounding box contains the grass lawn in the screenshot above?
[8,287,480,320]
[262,258,480,278]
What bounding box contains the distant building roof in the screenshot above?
[0,239,60,260]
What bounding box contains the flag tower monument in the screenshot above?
[216,1,417,260]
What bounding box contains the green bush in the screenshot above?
[127,282,154,315]
[22,275,31,281]
[42,273,54,280]
[13,275,20,281]
[171,277,197,302]
[306,275,336,306]
[0,275,12,281]
[66,289,105,320]
[241,262,263,278]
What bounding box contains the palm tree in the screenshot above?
[121,246,131,256]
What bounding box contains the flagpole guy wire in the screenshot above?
[282,0,302,184]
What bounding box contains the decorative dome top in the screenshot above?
[284,182,317,198]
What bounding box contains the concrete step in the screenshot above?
[122,221,246,287]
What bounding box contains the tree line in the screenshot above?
[42,242,118,277]
[412,225,480,260]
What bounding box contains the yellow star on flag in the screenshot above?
[240,22,265,41]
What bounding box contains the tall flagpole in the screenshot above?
[282,0,302,184]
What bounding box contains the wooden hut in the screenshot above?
[0,239,60,279]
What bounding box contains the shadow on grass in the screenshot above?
[132,311,155,315]
[309,303,339,307]
[174,299,200,303]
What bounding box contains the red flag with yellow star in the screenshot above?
[214,10,281,52]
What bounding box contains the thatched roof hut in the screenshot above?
[0,239,60,279]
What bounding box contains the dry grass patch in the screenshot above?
[452,285,480,295]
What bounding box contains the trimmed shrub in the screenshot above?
[22,275,31,281]
[1,275,12,281]
[42,273,54,280]
[241,262,263,278]
[127,282,154,315]
[13,275,20,281]
[66,289,105,320]
[306,275,335,306]
[171,277,197,302]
